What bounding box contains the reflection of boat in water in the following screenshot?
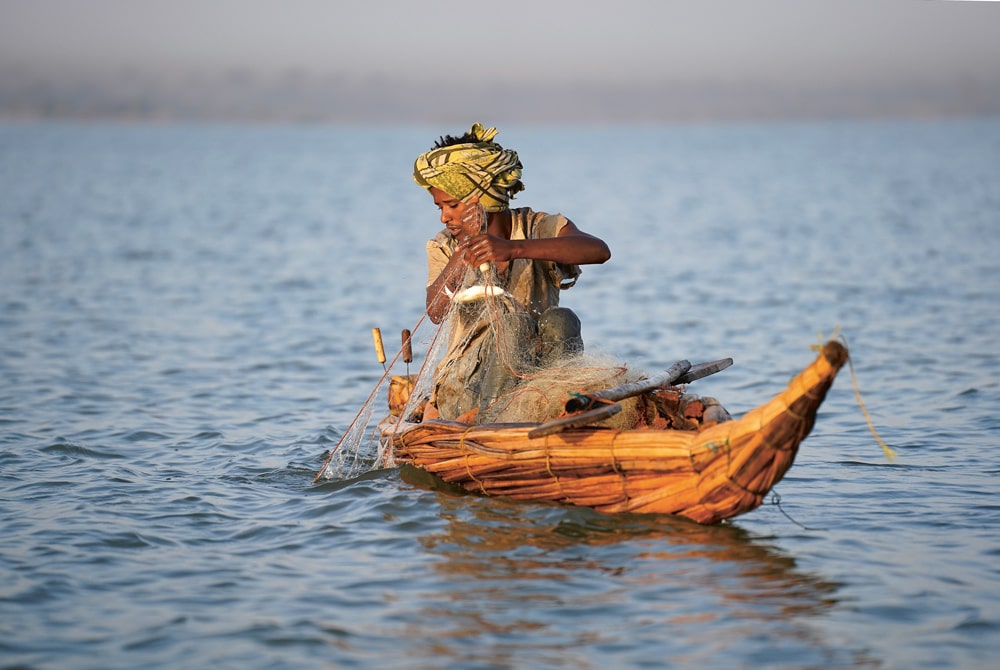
[382,341,848,525]
[402,480,841,621]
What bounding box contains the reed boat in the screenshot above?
[379,340,849,525]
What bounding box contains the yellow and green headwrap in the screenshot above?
[413,123,524,212]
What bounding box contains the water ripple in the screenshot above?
[2,120,999,669]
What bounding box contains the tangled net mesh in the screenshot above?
[314,260,651,483]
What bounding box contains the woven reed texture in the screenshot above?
[388,341,849,524]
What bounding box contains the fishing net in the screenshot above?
[313,248,654,482]
[476,351,646,428]
[315,202,659,482]
[316,269,644,480]
[311,314,444,482]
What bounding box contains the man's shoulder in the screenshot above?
[512,207,567,238]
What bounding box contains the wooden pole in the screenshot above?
[401,329,413,364]
[372,327,386,370]
[564,360,692,413]
[401,328,412,378]
[563,357,734,414]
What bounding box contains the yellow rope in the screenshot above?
[459,426,488,493]
[609,432,630,506]
[846,350,898,462]
[541,436,567,497]
[812,328,897,462]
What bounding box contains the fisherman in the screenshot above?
[413,123,611,421]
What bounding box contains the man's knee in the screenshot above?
[538,307,583,363]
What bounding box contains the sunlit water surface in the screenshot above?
[2,120,999,669]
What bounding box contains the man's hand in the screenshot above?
[456,201,485,240]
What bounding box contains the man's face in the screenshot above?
[430,188,481,240]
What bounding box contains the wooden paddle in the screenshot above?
[673,357,733,385]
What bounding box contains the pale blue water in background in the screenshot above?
[1,119,999,669]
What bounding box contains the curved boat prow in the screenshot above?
[672,340,850,522]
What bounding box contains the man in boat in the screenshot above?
[414,123,611,422]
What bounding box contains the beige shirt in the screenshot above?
[426,207,581,318]
[425,207,582,419]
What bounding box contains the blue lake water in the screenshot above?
[1,119,999,668]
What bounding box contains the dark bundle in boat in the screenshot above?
[380,340,849,525]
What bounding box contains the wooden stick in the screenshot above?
[673,358,733,384]
[401,329,413,363]
[565,360,691,413]
[372,328,386,368]
[527,403,623,438]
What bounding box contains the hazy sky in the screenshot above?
[2,0,998,87]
